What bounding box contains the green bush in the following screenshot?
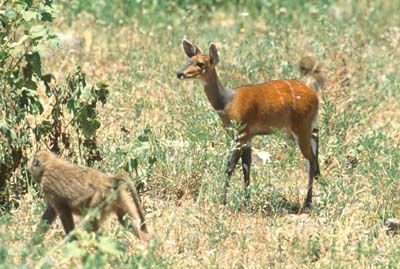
[0,0,109,210]
[0,0,58,208]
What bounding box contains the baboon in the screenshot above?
[298,55,323,173]
[29,150,153,241]
[298,55,326,92]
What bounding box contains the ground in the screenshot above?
[1,1,399,268]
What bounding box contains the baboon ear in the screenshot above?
[209,42,219,65]
[32,155,40,167]
[182,39,202,58]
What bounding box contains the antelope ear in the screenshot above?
[182,39,202,58]
[209,42,219,65]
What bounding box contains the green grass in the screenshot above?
[1,0,400,268]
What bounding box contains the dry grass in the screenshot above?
[1,1,400,268]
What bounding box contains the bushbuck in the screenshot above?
[176,40,320,210]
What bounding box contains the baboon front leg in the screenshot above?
[88,219,100,232]
[223,147,242,205]
[117,192,150,241]
[117,209,127,227]
[241,142,252,206]
[36,205,57,234]
[58,208,75,235]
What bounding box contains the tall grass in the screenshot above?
[1,0,399,267]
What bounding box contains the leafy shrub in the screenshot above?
[0,1,109,210]
[0,0,58,208]
[36,67,109,165]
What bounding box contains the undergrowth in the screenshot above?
[1,0,399,268]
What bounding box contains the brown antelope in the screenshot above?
[176,40,320,210]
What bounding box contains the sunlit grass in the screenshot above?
[1,0,399,268]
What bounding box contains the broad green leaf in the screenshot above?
[5,10,17,20]
[26,52,42,76]
[96,236,123,255]
[81,85,92,100]
[67,99,77,114]
[33,120,52,140]
[22,10,37,21]
[29,25,48,39]
[0,245,8,264]
[39,2,56,21]
[48,34,61,48]
[80,117,100,139]
[32,43,48,56]
[63,241,86,259]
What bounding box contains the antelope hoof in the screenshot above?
[298,203,312,214]
[244,197,251,208]
[225,168,234,175]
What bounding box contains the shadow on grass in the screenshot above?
[224,195,303,216]
[260,196,303,216]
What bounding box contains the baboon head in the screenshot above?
[29,151,53,183]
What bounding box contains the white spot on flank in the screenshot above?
[296,95,301,100]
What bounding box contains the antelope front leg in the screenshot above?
[312,128,320,177]
[241,142,252,206]
[223,148,242,205]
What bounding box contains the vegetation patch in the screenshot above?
[0,0,399,268]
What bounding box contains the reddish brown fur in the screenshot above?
[228,80,318,134]
[177,40,320,210]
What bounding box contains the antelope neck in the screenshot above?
[201,68,233,111]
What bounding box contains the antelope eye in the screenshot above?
[196,62,205,68]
